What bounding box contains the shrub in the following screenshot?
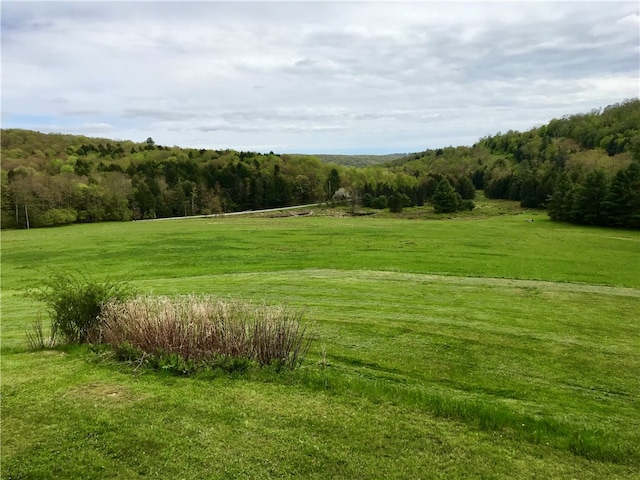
[371,195,388,209]
[388,193,410,213]
[362,192,374,208]
[100,295,313,372]
[31,271,132,344]
[35,208,78,227]
[460,199,476,211]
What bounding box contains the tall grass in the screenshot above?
[293,368,639,464]
[100,295,313,371]
[25,317,58,350]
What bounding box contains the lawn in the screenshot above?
[2,206,640,479]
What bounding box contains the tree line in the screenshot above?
[1,130,476,228]
[1,98,638,228]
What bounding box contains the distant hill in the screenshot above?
[312,153,409,167]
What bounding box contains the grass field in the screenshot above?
[2,203,640,479]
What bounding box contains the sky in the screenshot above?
[1,1,639,154]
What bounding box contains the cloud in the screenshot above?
[122,108,195,121]
[1,1,638,154]
[81,122,114,134]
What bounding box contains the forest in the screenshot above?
[1,98,639,229]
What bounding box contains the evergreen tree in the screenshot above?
[571,169,609,225]
[602,162,640,228]
[431,179,461,213]
[388,192,408,213]
[327,168,340,197]
[519,174,540,208]
[547,172,573,222]
[457,176,476,200]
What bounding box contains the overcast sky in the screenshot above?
[2,1,638,154]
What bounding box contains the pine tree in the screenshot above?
[432,179,461,213]
[571,170,609,225]
[547,172,572,222]
[602,162,640,228]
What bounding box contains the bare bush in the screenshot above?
[100,295,313,371]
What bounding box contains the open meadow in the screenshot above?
[2,204,640,479]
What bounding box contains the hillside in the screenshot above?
[1,98,639,229]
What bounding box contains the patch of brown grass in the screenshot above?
[99,295,312,370]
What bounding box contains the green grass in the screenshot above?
[2,205,640,478]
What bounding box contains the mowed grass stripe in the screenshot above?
[134,269,640,297]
